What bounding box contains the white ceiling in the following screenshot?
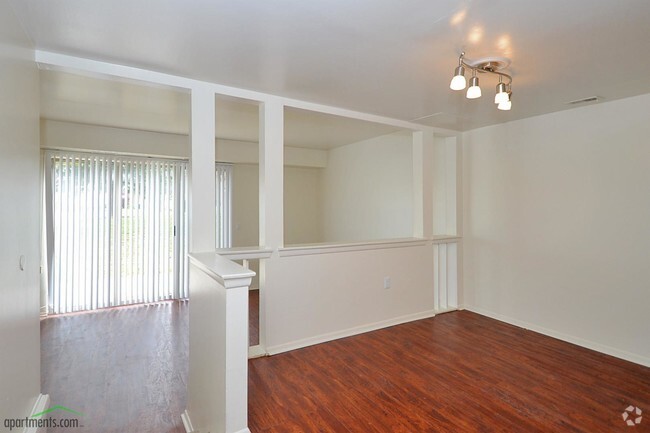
[40,69,399,149]
[16,0,650,131]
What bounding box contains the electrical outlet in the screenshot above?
[383,276,391,289]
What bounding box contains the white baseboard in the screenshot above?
[267,309,437,355]
[465,305,650,368]
[24,393,50,433]
[181,410,194,433]
[181,410,251,433]
[248,345,267,359]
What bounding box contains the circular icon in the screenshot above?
[622,405,642,427]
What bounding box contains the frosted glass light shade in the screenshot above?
[466,76,481,99]
[494,82,509,104]
[450,66,466,90]
[495,91,509,104]
[498,99,512,110]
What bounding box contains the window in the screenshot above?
[43,151,190,314]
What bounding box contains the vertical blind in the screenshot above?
[44,151,190,314]
[215,163,233,248]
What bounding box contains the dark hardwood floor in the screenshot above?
[250,290,259,346]
[249,311,650,433]
[42,304,650,433]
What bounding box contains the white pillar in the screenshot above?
[258,100,284,249]
[257,100,283,353]
[190,85,216,252]
[413,130,435,239]
[184,254,254,433]
[432,135,460,236]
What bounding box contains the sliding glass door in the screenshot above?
[43,151,189,314]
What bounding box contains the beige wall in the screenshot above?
[284,166,324,245]
[322,131,414,243]
[462,93,650,366]
[0,0,42,420]
[41,119,327,167]
[40,119,326,246]
[231,164,260,247]
[232,163,324,247]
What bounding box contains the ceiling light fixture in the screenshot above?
[449,55,467,90]
[498,91,512,111]
[449,52,513,111]
[494,76,509,104]
[466,71,481,99]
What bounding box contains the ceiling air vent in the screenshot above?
[565,96,601,105]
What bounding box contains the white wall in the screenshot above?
[284,166,324,245]
[322,131,414,242]
[264,244,435,353]
[232,163,324,248]
[231,164,260,248]
[41,119,188,157]
[0,0,42,422]
[41,119,327,167]
[462,93,650,366]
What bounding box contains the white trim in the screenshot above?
[465,305,650,368]
[430,235,461,244]
[34,51,458,137]
[182,410,251,433]
[281,97,458,135]
[216,247,273,261]
[188,253,255,289]
[267,309,437,355]
[181,410,194,433]
[248,345,267,359]
[279,238,428,257]
[435,307,459,314]
[24,394,50,433]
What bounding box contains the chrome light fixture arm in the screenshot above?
[450,52,513,110]
[457,52,512,86]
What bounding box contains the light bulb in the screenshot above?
[450,66,466,90]
[466,76,481,99]
[498,99,512,110]
[494,82,508,104]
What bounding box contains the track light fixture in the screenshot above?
[466,71,481,99]
[450,55,467,90]
[449,52,513,111]
[494,77,509,105]
[498,92,512,111]
[497,83,512,110]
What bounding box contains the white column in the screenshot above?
[432,135,460,236]
[258,100,284,249]
[190,85,216,252]
[257,99,283,353]
[413,130,435,239]
[184,253,254,433]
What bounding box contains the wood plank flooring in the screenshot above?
[42,303,650,432]
[41,300,189,433]
[250,289,259,346]
[249,311,650,433]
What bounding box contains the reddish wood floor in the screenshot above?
[250,290,259,346]
[42,304,650,432]
[249,311,650,433]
